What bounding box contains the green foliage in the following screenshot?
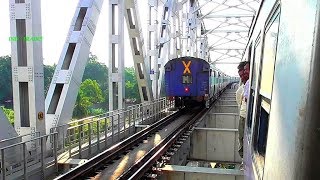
[44,64,56,96]
[0,56,13,105]
[0,54,141,121]
[73,79,104,118]
[1,106,14,125]
[90,108,106,116]
[82,54,109,109]
[83,54,108,90]
[0,56,55,106]
[125,67,140,103]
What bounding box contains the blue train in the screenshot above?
[164,56,235,108]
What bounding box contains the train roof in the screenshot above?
[166,56,209,64]
[166,56,230,77]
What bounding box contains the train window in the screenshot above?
[259,14,280,99]
[251,6,280,167]
[252,96,270,155]
[252,36,261,90]
[247,44,254,130]
[182,75,192,84]
[247,37,261,132]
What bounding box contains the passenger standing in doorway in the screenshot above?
[243,63,250,102]
[236,61,249,159]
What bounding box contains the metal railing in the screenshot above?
[0,132,41,149]
[0,97,174,180]
[0,133,58,180]
[51,97,173,158]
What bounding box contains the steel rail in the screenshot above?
[117,84,236,180]
[54,109,183,180]
[118,106,210,180]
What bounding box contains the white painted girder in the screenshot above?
[45,0,103,133]
[147,0,159,99]
[108,0,125,111]
[156,0,175,97]
[124,0,153,102]
[186,1,198,57]
[9,0,45,137]
[198,0,260,64]
[0,109,17,140]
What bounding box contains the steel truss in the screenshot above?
[109,0,125,111]
[9,0,45,137]
[7,0,261,136]
[154,0,201,97]
[124,0,153,103]
[197,0,260,64]
[45,0,103,132]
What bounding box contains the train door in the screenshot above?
[197,62,210,104]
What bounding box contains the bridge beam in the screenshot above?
[9,0,45,137]
[45,0,104,132]
[124,0,153,103]
[108,0,125,110]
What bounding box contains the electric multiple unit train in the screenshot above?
[164,56,236,108]
[241,0,320,179]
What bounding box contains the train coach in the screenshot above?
[164,56,234,108]
[240,0,320,179]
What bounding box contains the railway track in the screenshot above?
[118,106,209,180]
[55,108,185,180]
[56,89,224,180]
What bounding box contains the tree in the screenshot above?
[1,106,14,125]
[83,54,108,89]
[125,67,140,102]
[73,79,104,118]
[0,55,56,105]
[82,53,109,109]
[44,64,56,96]
[0,54,143,120]
[0,56,13,106]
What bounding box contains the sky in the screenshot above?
[0,0,244,76]
[0,0,142,67]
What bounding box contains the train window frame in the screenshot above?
[251,35,262,91]
[251,3,281,176]
[248,35,262,137]
[259,12,281,99]
[182,74,192,84]
[247,43,255,131]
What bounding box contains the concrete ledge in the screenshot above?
[58,158,87,165]
[214,105,238,107]
[208,113,239,115]
[160,165,244,180]
[135,124,150,132]
[161,165,243,175]
[211,105,238,113]
[191,128,242,163]
[216,100,237,104]
[58,158,88,172]
[195,127,238,132]
[204,113,239,129]
[134,124,150,128]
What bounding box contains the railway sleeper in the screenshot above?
[145,173,158,179]
[166,152,175,156]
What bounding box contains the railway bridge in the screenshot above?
[2,0,319,179]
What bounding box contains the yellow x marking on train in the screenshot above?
[182,61,191,74]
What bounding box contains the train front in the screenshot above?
[164,57,210,108]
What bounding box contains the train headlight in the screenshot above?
[184,87,189,93]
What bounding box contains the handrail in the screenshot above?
[0,131,40,144]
